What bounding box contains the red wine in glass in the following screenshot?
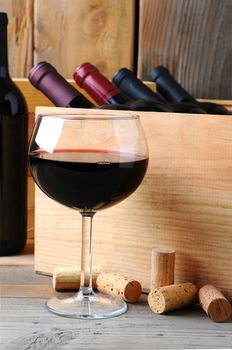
[29,149,148,211]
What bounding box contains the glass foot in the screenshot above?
[46,292,128,319]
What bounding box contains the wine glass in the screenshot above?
[28,112,149,319]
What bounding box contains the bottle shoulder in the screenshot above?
[0,76,28,115]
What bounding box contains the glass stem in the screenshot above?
[76,211,95,299]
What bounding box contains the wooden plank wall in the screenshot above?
[138,0,232,99]
[1,0,231,97]
[0,0,135,79]
[33,0,135,78]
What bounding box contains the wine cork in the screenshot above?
[96,272,142,303]
[148,282,198,314]
[53,266,100,291]
[151,248,175,289]
[199,284,232,322]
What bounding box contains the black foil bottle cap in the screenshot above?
[0,13,9,68]
[148,66,169,82]
[112,68,129,86]
[0,13,8,26]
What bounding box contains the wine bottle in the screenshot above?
[28,62,94,108]
[74,63,172,112]
[112,67,165,103]
[0,13,28,255]
[149,66,231,115]
[30,62,179,113]
[113,67,207,114]
[73,62,130,105]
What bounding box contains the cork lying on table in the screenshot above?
[53,266,100,291]
[148,282,198,314]
[199,284,232,322]
[96,272,142,303]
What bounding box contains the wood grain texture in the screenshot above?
[0,266,232,349]
[138,0,232,99]
[33,106,232,301]
[0,0,33,77]
[34,0,135,78]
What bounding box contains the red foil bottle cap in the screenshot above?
[73,62,96,86]
[74,62,122,105]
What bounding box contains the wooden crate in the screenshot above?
[33,105,232,299]
[17,79,232,298]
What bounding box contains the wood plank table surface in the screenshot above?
[0,245,232,350]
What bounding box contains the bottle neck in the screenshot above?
[68,94,94,108]
[28,62,94,108]
[149,66,197,104]
[0,66,10,78]
[107,93,130,105]
[199,102,231,115]
[0,24,9,73]
[112,68,165,103]
[74,63,131,105]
